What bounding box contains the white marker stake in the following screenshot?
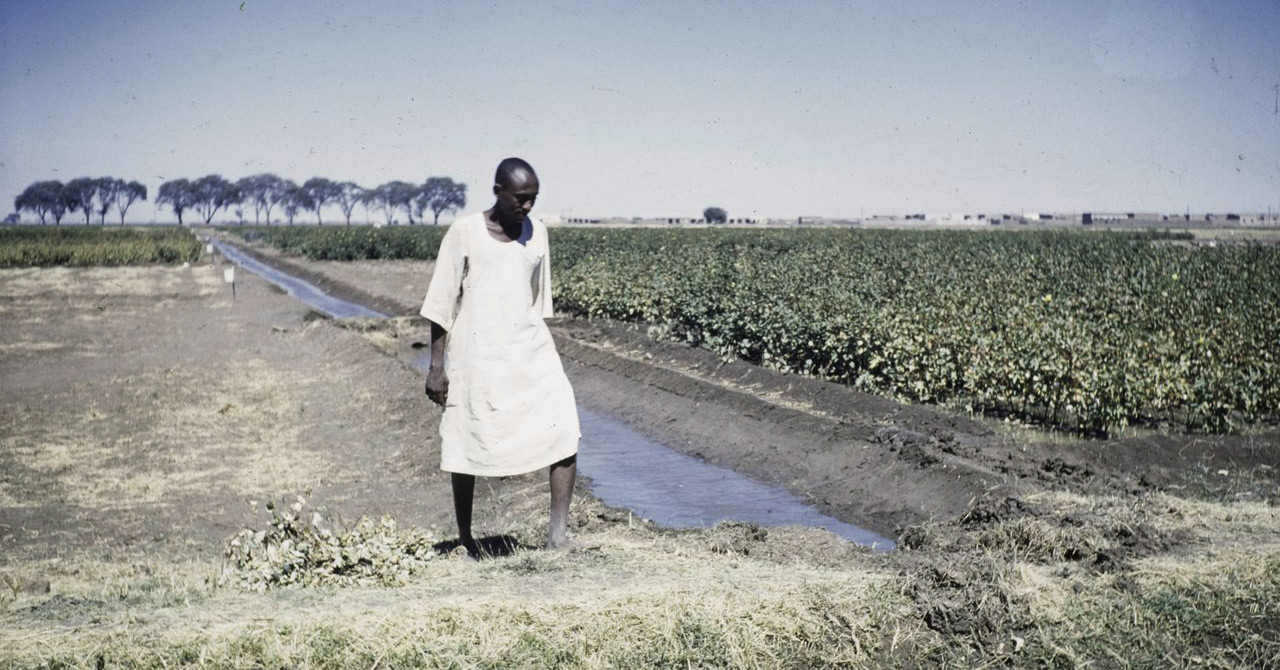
[224,267,236,300]
[206,243,214,255]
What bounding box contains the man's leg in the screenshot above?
[451,472,477,555]
[547,454,577,549]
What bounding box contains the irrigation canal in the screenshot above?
[211,238,895,551]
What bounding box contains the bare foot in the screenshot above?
[545,537,600,552]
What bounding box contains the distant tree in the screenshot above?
[15,180,63,224]
[3,213,19,224]
[14,184,49,224]
[333,181,364,226]
[52,184,76,225]
[233,205,245,225]
[280,181,312,226]
[237,173,287,225]
[215,176,241,224]
[236,175,265,224]
[376,181,420,225]
[114,180,146,225]
[302,177,340,225]
[416,177,468,226]
[65,178,100,225]
[190,174,238,225]
[703,207,727,223]
[361,184,393,226]
[51,185,74,225]
[263,176,289,225]
[157,179,196,225]
[93,178,123,225]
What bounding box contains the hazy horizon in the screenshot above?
[2,0,1278,223]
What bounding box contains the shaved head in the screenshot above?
[490,157,540,228]
[495,157,537,188]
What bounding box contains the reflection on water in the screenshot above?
[210,239,386,319]
[577,408,895,550]
[222,239,894,551]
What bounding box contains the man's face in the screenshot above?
[494,171,539,225]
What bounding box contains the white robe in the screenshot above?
[420,212,580,476]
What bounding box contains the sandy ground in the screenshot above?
[2,240,1278,668]
[0,261,545,562]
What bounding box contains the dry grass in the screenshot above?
[0,342,63,355]
[336,316,424,357]
[3,488,1277,669]
[0,361,337,509]
[0,266,223,300]
[1,494,911,669]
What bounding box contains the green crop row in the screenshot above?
[229,226,448,261]
[0,225,203,266]
[240,224,1277,434]
[549,228,1279,434]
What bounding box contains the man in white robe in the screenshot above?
[422,158,580,555]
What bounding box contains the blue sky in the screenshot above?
[1,0,1277,221]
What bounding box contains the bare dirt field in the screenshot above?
[2,239,1278,668]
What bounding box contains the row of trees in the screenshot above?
[157,174,467,226]
[14,178,148,225]
[14,174,468,227]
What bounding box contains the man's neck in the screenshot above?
[485,208,524,241]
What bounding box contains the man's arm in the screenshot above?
[424,320,449,406]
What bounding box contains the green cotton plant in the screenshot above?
[549,228,1280,435]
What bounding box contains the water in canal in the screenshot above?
[211,239,386,319]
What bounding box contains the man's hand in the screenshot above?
[423,320,450,407]
[425,366,449,407]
